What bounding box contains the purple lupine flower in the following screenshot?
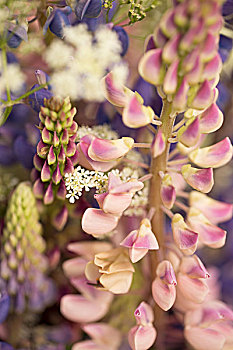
[44,7,72,38]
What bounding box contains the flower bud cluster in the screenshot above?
[0,182,54,313]
[33,96,78,206]
[139,0,224,113]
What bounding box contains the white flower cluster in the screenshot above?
[65,166,108,203]
[76,124,119,141]
[45,24,128,101]
[0,57,25,96]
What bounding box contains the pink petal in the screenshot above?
[202,54,222,81]
[134,301,154,324]
[178,118,200,147]
[110,179,144,195]
[179,255,210,279]
[128,325,157,350]
[160,9,177,37]
[102,193,132,215]
[201,33,218,62]
[199,103,223,134]
[184,326,225,350]
[129,248,149,263]
[108,172,122,190]
[88,137,134,162]
[172,214,198,255]
[156,260,177,285]
[120,230,138,248]
[162,34,181,63]
[138,48,165,85]
[163,59,179,94]
[189,191,233,224]
[83,323,121,349]
[134,218,159,249]
[189,80,213,110]
[63,257,87,278]
[189,137,232,168]
[177,273,209,304]
[99,270,134,294]
[161,184,176,209]
[102,72,128,107]
[122,95,155,128]
[152,129,166,158]
[181,164,214,193]
[82,208,119,236]
[187,208,227,248]
[152,277,176,311]
[94,192,108,209]
[60,294,111,323]
[77,141,117,172]
[173,78,189,112]
[67,241,112,260]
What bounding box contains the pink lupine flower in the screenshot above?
[95,173,144,216]
[171,214,198,255]
[184,300,233,350]
[178,118,200,147]
[102,72,157,128]
[199,103,223,133]
[177,255,209,305]
[85,248,134,294]
[82,173,144,237]
[60,277,113,323]
[152,260,177,311]
[181,164,214,193]
[102,71,133,107]
[189,137,232,168]
[122,94,155,128]
[138,48,165,85]
[187,207,227,248]
[77,135,134,172]
[63,241,112,278]
[72,323,121,350]
[128,302,157,350]
[151,129,166,158]
[189,191,233,225]
[82,208,119,237]
[160,174,176,209]
[120,218,159,263]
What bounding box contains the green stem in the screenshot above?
[0,84,47,126]
[1,45,11,102]
[149,99,176,347]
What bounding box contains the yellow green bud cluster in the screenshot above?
[0,182,54,313]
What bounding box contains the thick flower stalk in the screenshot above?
[0,182,54,314]
[33,96,78,229]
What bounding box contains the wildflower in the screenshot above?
[43,7,71,39]
[77,134,134,172]
[0,182,55,313]
[128,302,157,350]
[61,276,113,323]
[120,218,159,263]
[82,173,144,236]
[152,260,177,311]
[112,26,129,56]
[33,96,78,208]
[72,323,121,350]
[85,247,135,294]
[65,166,108,203]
